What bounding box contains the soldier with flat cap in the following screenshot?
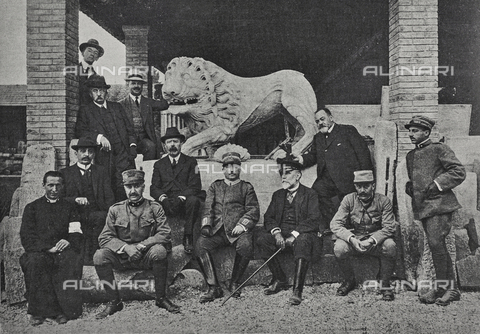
[78,38,104,106]
[255,156,320,305]
[93,169,180,318]
[195,144,260,303]
[330,170,397,301]
[405,115,465,306]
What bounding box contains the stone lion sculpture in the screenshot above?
[162,57,317,158]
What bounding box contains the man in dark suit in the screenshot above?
[60,136,115,264]
[78,39,104,106]
[256,158,320,305]
[296,107,373,233]
[119,72,168,160]
[150,127,205,254]
[75,74,137,202]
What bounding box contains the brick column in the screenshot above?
[389,0,438,159]
[26,0,79,169]
[122,25,150,97]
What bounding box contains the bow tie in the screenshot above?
[129,198,145,207]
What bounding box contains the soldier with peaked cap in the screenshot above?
[405,115,466,306]
[93,169,180,318]
[256,156,320,305]
[195,144,260,303]
[330,170,397,301]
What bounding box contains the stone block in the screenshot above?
[3,217,25,305]
[437,104,471,137]
[453,172,480,244]
[173,269,205,289]
[457,252,480,288]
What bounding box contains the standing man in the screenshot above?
[94,169,180,318]
[75,74,137,201]
[295,108,373,232]
[195,144,260,302]
[60,136,115,264]
[119,72,169,160]
[331,170,397,301]
[256,158,320,305]
[405,115,466,306]
[150,127,205,255]
[20,171,84,325]
[78,39,104,106]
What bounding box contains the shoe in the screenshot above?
[183,235,194,255]
[55,314,68,324]
[95,300,124,319]
[419,289,445,304]
[336,280,356,296]
[229,282,242,299]
[381,289,395,301]
[288,258,309,305]
[199,285,223,303]
[264,280,289,295]
[289,294,302,305]
[30,316,45,326]
[435,289,460,306]
[156,298,181,313]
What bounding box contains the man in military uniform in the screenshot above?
[195,144,260,302]
[93,169,180,318]
[330,170,397,301]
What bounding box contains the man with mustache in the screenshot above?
[294,108,373,234]
[119,72,169,160]
[78,39,103,106]
[404,115,465,306]
[330,170,397,301]
[60,136,115,264]
[150,127,205,254]
[76,74,137,201]
[94,169,180,318]
[195,144,260,302]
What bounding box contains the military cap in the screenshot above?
[353,170,375,183]
[122,169,145,185]
[404,115,435,131]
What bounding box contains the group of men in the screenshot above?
[18,38,467,327]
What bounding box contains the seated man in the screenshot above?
[60,136,115,264]
[195,144,260,303]
[20,171,84,326]
[256,157,320,305]
[93,170,180,318]
[331,170,397,301]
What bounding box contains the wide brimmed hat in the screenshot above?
[161,127,185,143]
[79,39,104,57]
[71,136,98,150]
[125,73,148,84]
[122,169,145,185]
[214,144,250,165]
[404,115,435,131]
[353,170,375,183]
[85,74,111,89]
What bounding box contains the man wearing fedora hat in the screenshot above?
[405,115,465,306]
[119,72,169,160]
[78,39,104,106]
[330,170,397,301]
[195,144,260,302]
[76,74,137,202]
[256,157,320,305]
[151,127,205,254]
[60,136,115,264]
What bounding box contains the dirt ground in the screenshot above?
[1,283,480,334]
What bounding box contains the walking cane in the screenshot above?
[221,248,283,306]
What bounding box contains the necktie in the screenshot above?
[87,66,94,77]
[78,166,91,176]
[135,97,139,107]
[171,159,177,169]
[287,191,295,204]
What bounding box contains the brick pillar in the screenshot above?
[26,0,79,169]
[389,0,438,159]
[122,25,150,97]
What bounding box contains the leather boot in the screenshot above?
[153,259,180,313]
[379,256,395,301]
[264,256,288,295]
[289,258,309,305]
[197,251,223,303]
[94,264,123,319]
[229,253,250,298]
[183,234,194,255]
[336,258,356,296]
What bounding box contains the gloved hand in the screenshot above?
[425,182,441,198]
[285,235,295,247]
[201,226,212,237]
[405,181,413,197]
[274,233,285,250]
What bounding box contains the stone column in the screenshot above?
[389,0,439,160]
[26,0,79,169]
[122,25,151,97]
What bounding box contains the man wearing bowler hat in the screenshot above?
[75,74,137,202]
[60,136,115,264]
[150,127,205,254]
[405,115,465,306]
[78,39,104,106]
[119,71,169,160]
[330,170,397,301]
[94,169,180,318]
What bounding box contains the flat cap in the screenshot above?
[404,115,435,131]
[122,169,145,185]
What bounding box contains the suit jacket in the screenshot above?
[406,139,466,220]
[78,63,95,106]
[264,184,320,235]
[150,153,204,200]
[302,123,373,195]
[60,164,115,212]
[75,100,136,151]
